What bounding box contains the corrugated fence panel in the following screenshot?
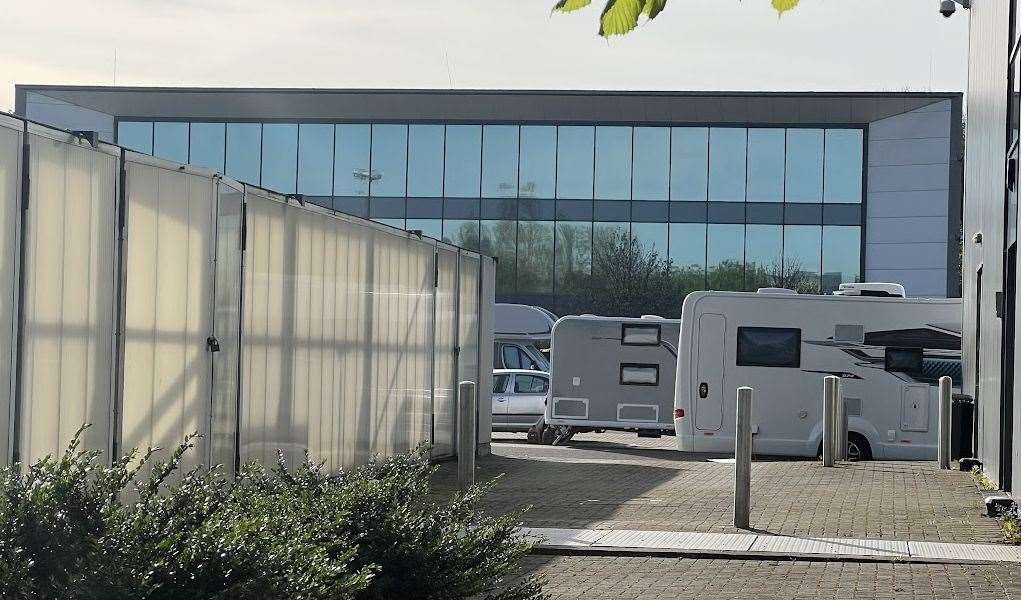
[210,180,244,472]
[122,158,214,470]
[0,119,21,466]
[19,129,117,463]
[431,248,458,458]
[458,252,481,395]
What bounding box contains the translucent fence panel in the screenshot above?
[122,157,215,470]
[458,252,481,390]
[18,129,118,464]
[0,119,21,466]
[478,257,496,448]
[210,180,244,472]
[431,248,459,459]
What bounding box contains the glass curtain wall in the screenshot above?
[117,120,866,312]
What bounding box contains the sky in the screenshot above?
[0,0,969,112]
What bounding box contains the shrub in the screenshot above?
[0,428,543,600]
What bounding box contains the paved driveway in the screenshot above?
[434,432,1002,544]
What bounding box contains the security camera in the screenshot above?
[940,0,970,18]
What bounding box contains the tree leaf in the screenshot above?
[599,0,646,37]
[552,0,593,13]
[642,0,668,19]
[772,0,800,15]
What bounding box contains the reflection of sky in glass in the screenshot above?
[557,126,595,199]
[519,126,556,199]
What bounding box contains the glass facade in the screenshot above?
[117,120,865,315]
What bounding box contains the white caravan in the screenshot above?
[673,289,962,460]
[547,315,681,436]
[494,303,555,371]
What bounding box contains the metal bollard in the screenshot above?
[938,376,952,469]
[457,381,477,491]
[734,386,753,529]
[835,380,846,462]
[822,376,838,467]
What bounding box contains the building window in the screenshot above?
[736,327,801,368]
[669,223,708,295]
[785,129,824,203]
[334,124,370,197]
[633,127,670,201]
[557,126,595,199]
[117,121,153,154]
[480,219,517,295]
[261,124,298,194]
[517,220,554,296]
[783,225,822,294]
[370,124,408,197]
[519,126,556,199]
[824,129,864,204]
[708,128,747,202]
[822,225,862,293]
[745,224,783,291]
[225,123,261,185]
[708,223,744,290]
[595,126,632,200]
[408,125,445,197]
[153,122,189,164]
[620,363,660,385]
[189,122,226,173]
[297,124,334,197]
[747,129,785,203]
[444,125,482,198]
[482,125,519,198]
[671,127,709,201]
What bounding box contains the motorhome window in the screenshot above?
[620,363,660,386]
[502,346,522,369]
[736,327,801,368]
[493,374,510,394]
[621,324,661,346]
[885,347,923,374]
[514,375,549,394]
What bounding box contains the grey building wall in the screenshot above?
[866,100,955,297]
[22,92,115,142]
[962,0,1010,489]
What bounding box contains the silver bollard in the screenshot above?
[835,381,846,462]
[457,381,477,491]
[938,376,952,469]
[734,386,753,530]
[822,376,838,467]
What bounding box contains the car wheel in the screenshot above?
[847,433,872,461]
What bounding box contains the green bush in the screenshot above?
[0,428,543,600]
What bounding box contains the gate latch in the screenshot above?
[698,382,709,399]
[206,336,221,353]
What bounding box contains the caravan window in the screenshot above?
[621,324,661,346]
[620,363,660,386]
[736,327,801,368]
[885,347,923,374]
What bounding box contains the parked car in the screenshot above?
[492,369,550,433]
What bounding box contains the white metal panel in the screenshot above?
[0,122,21,466]
[122,161,215,471]
[694,313,726,431]
[477,257,496,447]
[901,384,930,432]
[18,132,118,464]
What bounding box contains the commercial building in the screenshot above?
[960,0,1021,495]
[15,87,963,316]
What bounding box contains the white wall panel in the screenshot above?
[0,121,22,466]
[19,131,118,463]
[122,159,214,471]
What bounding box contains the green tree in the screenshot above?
[579,228,683,317]
[553,0,801,37]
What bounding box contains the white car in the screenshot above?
[492,369,549,432]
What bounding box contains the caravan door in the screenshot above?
[694,313,726,432]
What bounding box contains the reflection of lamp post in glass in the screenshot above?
[520,181,536,198]
[353,168,382,193]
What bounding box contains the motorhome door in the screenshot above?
[695,313,726,431]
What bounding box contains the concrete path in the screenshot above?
[523,526,1021,565]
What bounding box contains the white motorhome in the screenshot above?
[674,288,962,460]
[547,315,681,436]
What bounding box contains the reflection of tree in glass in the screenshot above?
[582,228,684,318]
[481,221,518,294]
[443,221,480,251]
[553,223,593,315]
[553,0,800,37]
[517,222,555,294]
[746,256,820,294]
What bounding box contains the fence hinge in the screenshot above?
[206,336,221,353]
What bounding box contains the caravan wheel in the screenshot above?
[847,433,872,461]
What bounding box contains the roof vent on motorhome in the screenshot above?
[832,282,906,298]
[756,288,798,295]
[641,315,665,320]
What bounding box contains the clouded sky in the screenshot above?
[0,0,968,112]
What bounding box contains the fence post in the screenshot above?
[457,381,477,490]
[938,376,952,469]
[734,386,753,529]
[822,376,838,467]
